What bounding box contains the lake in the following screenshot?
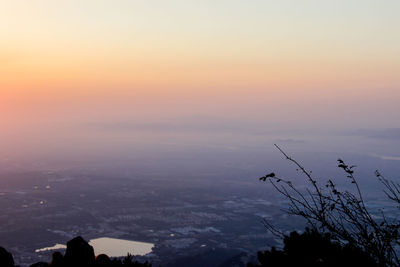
[36,237,154,257]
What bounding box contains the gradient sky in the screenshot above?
[1,1,400,165]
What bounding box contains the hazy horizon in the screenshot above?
[1,1,399,169]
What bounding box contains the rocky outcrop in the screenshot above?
[2,236,151,267]
[64,236,95,266]
[0,246,15,267]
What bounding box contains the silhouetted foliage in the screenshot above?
[259,145,400,266]
[248,228,377,267]
[30,262,49,267]
[164,248,252,267]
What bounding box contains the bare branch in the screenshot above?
[259,146,400,266]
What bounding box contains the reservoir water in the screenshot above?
[36,237,154,257]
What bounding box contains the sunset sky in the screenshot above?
[1,0,399,164]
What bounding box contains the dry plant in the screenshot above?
[260,145,400,266]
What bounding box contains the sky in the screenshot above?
[1,0,399,166]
